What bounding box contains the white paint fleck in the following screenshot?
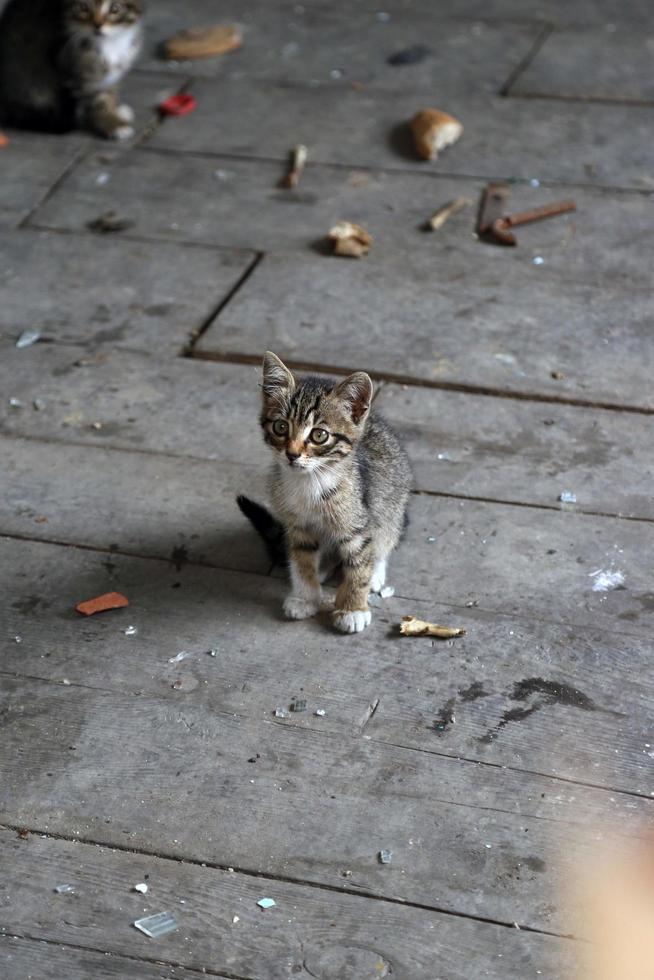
[589,569,625,592]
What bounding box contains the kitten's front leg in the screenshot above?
[284,534,322,620]
[83,88,134,140]
[333,535,374,634]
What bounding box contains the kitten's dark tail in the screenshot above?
[236,496,287,566]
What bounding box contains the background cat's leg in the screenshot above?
[83,88,134,140]
[284,534,322,620]
[116,101,135,124]
[333,535,375,633]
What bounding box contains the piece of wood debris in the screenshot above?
[400,615,466,638]
[86,211,135,233]
[283,144,308,188]
[410,108,463,161]
[427,196,472,231]
[162,23,242,60]
[75,591,130,616]
[328,220,373,258]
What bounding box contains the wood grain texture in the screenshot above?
[376,382,654,519]
[2,535,654,800]
[144,81,654,189]
[1,343,653,520]
[2,436,651,632]
[0,935,223,980]
[511,28,654,102]
[1,435,269,573]
[0,229,255,356]
[0,830,571,979]
[16,155,654,407]
[0,675,643,937]
[138,1,541,92]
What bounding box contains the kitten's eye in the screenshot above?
[109,2,122,13]
[272,419,288,436]
[310,427,329,444]
[73,0,90,13]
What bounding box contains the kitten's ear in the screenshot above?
[262,351,295,400]
[333,371,373,425]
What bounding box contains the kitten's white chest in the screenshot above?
[277,467,340,529]
[98,25,142,86]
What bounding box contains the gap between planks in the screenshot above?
[0,931,252,980]
[498,21,554,96]
[2,530,653,645]
[2,664,654,814]
[0,821,575,942]
[187,350,654,417]
[136,142,654,197]
[181,251,265,355]
[507,90,654,109]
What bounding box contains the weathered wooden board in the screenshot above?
[0,136,82,231]
[0,831,570,979]
[28,152,654,407]
[264,0,653,28]
[1,436,268,574]
[375,382,654,519]
[0,229,256,355]
[145,80,654,189]
[3,537,654,799]
[1,435,652,631]
[0,935,221,980]
[197,252,653,410]
[139,0,540,93]
[0,70,183,229]
[0,344,282,463]
[30,151,653,279]
[211,274,652,410]
[0,675,646,935]
[3,345,654,521]
[0,70,184,227]
[396,493,653,633]
[511,28,654,102]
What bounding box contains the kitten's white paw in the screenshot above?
[117,104,135,123]
[111,124,135,141]
[284,595,320,620]
[333,609,372,634]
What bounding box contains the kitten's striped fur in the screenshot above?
[0,0,143,138]
[239,352,412,634]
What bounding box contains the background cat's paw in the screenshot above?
[284,595,320,620]
[116,104,135,123]
[333,609,372,634]
[110,124,135,141]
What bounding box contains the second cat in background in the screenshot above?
[0,0,143,139]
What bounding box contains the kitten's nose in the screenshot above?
[286,450,300,463]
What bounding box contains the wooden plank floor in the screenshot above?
[0,0,651,976]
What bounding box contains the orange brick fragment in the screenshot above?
[75,591,129,616]
[0,131,9,148]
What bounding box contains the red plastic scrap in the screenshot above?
[159,93,197,117]
[75,591,130,616]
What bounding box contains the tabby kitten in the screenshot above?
[0,0,143,138]
[238,352,412,634]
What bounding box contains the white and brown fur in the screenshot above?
[0,0,143,138]
[238,352,412,634]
